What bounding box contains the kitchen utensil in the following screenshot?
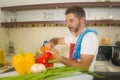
[97,45,114,61]
[8,41,15,55]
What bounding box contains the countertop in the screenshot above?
[0,61,120,80]
[1,61,120,73]
[94,61,120,72]
[94,61,120,80]
[94,72,120,80]
[0,71,120,80]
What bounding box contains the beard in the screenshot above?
[68,22,81,35]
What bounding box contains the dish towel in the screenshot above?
[72,28,98,59]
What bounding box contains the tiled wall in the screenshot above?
[0,26,120,62]
[5,7,120,55]
[9,26,120,55]
[0,27,9,54]
[1,12,120,58]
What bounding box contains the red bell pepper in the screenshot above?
[35,52,55,68]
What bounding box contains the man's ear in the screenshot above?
[80,17,85,24]
[80,17,85,21]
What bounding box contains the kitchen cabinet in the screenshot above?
[1,2,120,27]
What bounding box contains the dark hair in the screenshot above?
[65,6,85,19]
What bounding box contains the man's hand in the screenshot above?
[44,38,65,49]
[44,41,55,49]
[45,49,62,61]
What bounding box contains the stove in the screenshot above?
[96,45,117,61]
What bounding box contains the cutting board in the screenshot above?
[0,71,18,78]
[0,71,93,80]
[55,72,93,80]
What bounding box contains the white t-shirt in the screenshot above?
[64,30,99,71]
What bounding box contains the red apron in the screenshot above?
[69,43,75,59]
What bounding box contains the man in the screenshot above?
[44,6,99,71]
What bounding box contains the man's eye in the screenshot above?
[65,19,74,23]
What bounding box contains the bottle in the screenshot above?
[0,48,5,67]
[8,41,15,55]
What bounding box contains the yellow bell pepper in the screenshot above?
[12,49,35,75]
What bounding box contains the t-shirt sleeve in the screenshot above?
[64,34,74,44]
[81,32,99,55]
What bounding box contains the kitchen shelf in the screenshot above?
[1,2,120,11]
[1,21,66,27]
[86,20,120,26]
[1,20,120,27]
[1,2,120,27]
[1,21,63,27]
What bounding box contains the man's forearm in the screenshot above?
[49,37,65,45]
[59,56,89,68]
[59,57,78,67]
[49,38,59,45]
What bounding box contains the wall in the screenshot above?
[1,0,120,7]
[0,27,9,51]
[10,27,70,57]
[9,26,120,55]
[0,0,9,55]
[3,8,119,22]
[7,6,120,55]
[1,0,92,7]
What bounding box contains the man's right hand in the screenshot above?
[44,37,65,49]
[44,41,55,49]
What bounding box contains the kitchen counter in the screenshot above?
[0,61,120,80]
[94,61,120,72]
[1,60,119,73]
[94,72,120,80]
[94,61,120,80]
[0,71,120,80]
[54,61,120,72]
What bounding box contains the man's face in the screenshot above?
[65,13,81,35]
